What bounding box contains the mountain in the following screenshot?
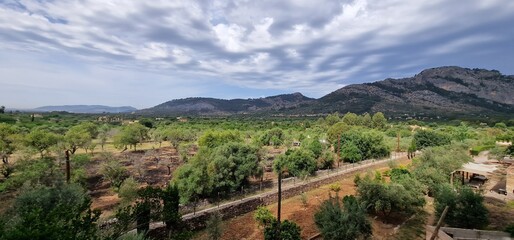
[33,105,137,114]
[140,66,514,118]
[307,66,514,117]
[138,92,314,115]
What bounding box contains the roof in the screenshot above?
[458,162,498,177]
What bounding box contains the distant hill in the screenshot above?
[306,66,514,117]
[33,105,137,114]
[140,66,514,118]
[138,92,314,115]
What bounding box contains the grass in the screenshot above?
[507,201,514,209]
[394,210,428,240]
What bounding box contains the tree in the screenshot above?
[0,106,4,114]
[260,128,285,146]
[0,123,18,164]
[412,130,451,150]
[24,128,60,157]
[303,137,323,159]
[65,124,93,154]
[150,127,167,148]
[274,149,317,177]
[111,184,188,238]
[100,160,128,190]
[97,124,111,151]
[342,112,361,126]
[317,150,335,169]
[357,174,425,219]
[434,185,488,229]
[336,127,389,163]
[325,112,340,126]
[314,195,372,240]
[371,112,387,129]
[198,130,241,148]
[412,145,471,195]
[113,123,148,151]
[361,113,372,128]
[173,155,211,203]
[208,142,261,194]
[161,184,184,235]
[206,211,223,240]
[0,183,101,240]
[167,128,194,149]
[340,142,362,163]
[327,122,350,144]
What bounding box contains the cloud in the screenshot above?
[1,0,514,108]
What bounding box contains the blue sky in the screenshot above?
[1,0,514,109]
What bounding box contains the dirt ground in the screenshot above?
[87,146,185,219]
[194,158,413,240]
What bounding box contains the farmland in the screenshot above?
[0,111,513,239]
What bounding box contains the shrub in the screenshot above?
[314,195,372,240]
[254,207,275,228]
[264,220,301,240]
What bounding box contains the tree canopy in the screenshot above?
[434,185,488,229]
[0,183,100,240]
[314,195,372,240]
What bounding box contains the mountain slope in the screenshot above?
[139,93,314,115]
[307,66,514,117]
[140,66,514,117]
[34,105,137,114]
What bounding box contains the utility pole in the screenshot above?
[430,206,449,240]
[277,171,282,239]
[337,133,342,167]
[65,150,71,183]
[396,132,401,152]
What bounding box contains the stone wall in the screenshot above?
[179,159,396,231]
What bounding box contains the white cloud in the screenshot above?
[1,0,514,107]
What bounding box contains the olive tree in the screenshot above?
[314,195,372,240]
[113,123,148,151]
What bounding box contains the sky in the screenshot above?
[1,0,514,109]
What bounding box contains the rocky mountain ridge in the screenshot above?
[139,66,514,117]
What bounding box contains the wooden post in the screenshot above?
[430,205,449,240]
[396,132,401,152]
[277,171,282,223]
[65,150,71,183]
[337,133,341,167]
[277,171,282,239]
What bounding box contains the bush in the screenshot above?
[206,211,223,240]
[101,160,128,191]
[317,150,335,169]
[264,220,301,240]
[254,207,275,228]
[314,195,372,240]
[118,177,139,206]
[505,224,514,237]
[470,145,495,156]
